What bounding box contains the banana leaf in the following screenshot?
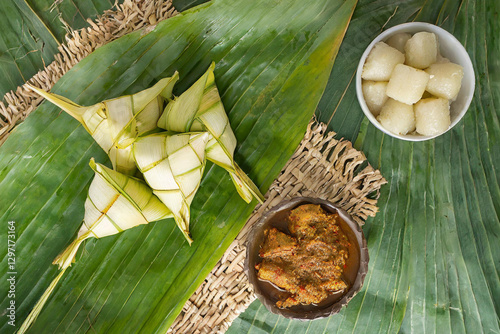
[229,0,500,333]
[0,0,118,98]
[173,0,208,12]
[0,0,357,333]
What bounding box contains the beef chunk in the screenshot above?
[260,228,298,258]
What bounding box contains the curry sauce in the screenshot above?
[255,204,353,308]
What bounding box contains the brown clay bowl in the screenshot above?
[245,197,369,320]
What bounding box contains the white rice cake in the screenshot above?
[362,81,389,116]
[377,98,415,135]
[415,98,451,136]
[436,53,450,64]
[386,64,430,105]
[425,62,464,100]
[362,42,405,81]
[404,32,438,69]
[385,33,411,53]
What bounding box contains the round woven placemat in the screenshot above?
[1,1,386,333]
[168,120,386,333]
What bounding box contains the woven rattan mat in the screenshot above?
[1,1,386,333]
[168,121,386,333]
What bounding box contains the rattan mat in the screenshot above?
[1,1,386,333]
[168,120,386,333]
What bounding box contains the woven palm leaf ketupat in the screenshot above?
[133,131,211,244]
[158,63,265,204]
[18,159,173,333]
[27,74,179,175]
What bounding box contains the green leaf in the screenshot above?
[173,0,209,12]
[0,0,356,332]
[229,0,500,333]
[0,0,118,98]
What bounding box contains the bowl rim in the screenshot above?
[244,197,369,320]
[356,21,475,142]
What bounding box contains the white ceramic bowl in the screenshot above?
[356,22,475,141]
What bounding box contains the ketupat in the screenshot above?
[28,64,263,203]
[20,64,263,331]
[133,131,211,244]
[18,159,173,334]
[27,64,262,242]
[157,63,265,204]
[27,73,179,175]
